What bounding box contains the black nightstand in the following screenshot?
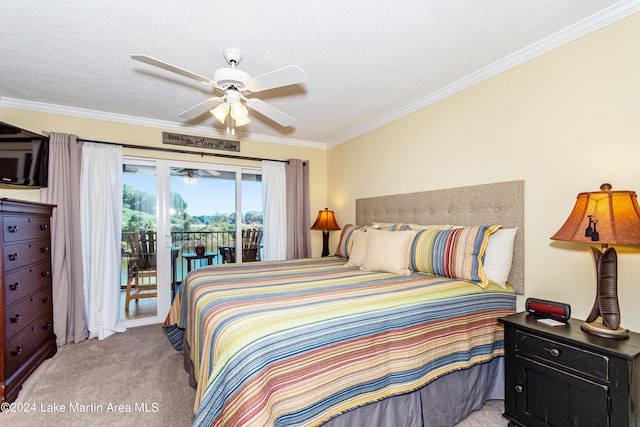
[499,312,640,427]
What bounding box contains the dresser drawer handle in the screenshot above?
[8,225,19,233]
[42,296,51,303]
[8,253,19,261]
[10,313,22,323]
[43,322,52,330]
[515,385,523,393]
[41,270,51,278]
[9,282,21,291]
[549,348,560,357]
[40,224,49,231]
[40,246,50,253]
[11,346,23,357]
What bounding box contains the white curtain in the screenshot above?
[261,160,287,261]
[40,132,88,346]
[80,142,126,339]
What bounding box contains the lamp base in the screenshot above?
[581,316,629,340]
[583,246,629,340]
[321,230,330,257]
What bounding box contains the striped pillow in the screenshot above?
[409,225,501,287]
[335,224,368,258]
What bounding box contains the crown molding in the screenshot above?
[327,0,640,148]
[0,97,327,150]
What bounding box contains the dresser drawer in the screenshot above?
[3,215,51,243]
[3,239,51,271]
[3,261,52,307]
[4,287,53,340]
[4,312,55,377]
[515,330,609,382]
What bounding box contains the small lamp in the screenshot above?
[551,183,640,339]
[311,208,341,257]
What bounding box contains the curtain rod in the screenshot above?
[76,138,292,163]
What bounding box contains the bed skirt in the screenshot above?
[180,335,504,427]
[323,357,504,427]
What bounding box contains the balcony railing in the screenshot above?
[122,230,258,286]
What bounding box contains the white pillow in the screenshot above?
[346,230,368,267]
[483,227,518,288]
[360,229,417,275]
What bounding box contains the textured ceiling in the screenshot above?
[1,1,638,148]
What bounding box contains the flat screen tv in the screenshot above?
[0,121,49,188]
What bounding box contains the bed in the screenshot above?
[165,180,525,426]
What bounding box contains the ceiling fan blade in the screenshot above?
[246,98,296,127]
[131,54,215,87]
[178,97,225,120]
[244,65,307,92]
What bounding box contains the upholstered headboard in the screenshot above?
[355,180,525,294]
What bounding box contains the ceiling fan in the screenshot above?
[131,48,307,133]
[172,168,220,179]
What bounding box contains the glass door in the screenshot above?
[241,172,264,262]
[121,158,262,326]
[169,165,236,282]
[167,162,262,286]
[121,161,159,323]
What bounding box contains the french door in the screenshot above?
[120,157,262,326]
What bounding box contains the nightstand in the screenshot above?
[499,312,640,426]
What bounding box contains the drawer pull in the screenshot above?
[43,322,52,330]
[40,223,49,230]
[8,253,19,261]
[40,246,50,253]
[8,225,19,233]
[42,296,51,303]
[41,270,51,278]
[550,348,560,357]
[10,313,22,323]
[11,346,23,357]
[9,282,21,291]
[515,385,523,393]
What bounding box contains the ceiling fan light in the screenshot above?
[230,100,248,121]
[234,116,251,127]
[210,103,230,124]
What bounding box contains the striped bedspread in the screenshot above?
[165,256,516,426]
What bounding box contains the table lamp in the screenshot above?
[551,183,640,339]
[311,208,341,257]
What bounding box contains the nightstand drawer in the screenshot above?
[515,330,609,381]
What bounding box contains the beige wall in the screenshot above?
[328,13,640,330]
[0,108,329,256]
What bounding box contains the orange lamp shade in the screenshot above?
[551,184,640,245]
[311,208,341,232]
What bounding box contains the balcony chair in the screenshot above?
[219,229,263,263]
[124,231,157,312]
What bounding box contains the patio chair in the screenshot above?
[219,229,263,263]
[124,231,157,312]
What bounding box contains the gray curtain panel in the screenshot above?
[285,159,311,259]
[40,133,88,346]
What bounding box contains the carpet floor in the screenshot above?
[1,324,505,426]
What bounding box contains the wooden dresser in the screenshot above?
[0,198,56,403]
